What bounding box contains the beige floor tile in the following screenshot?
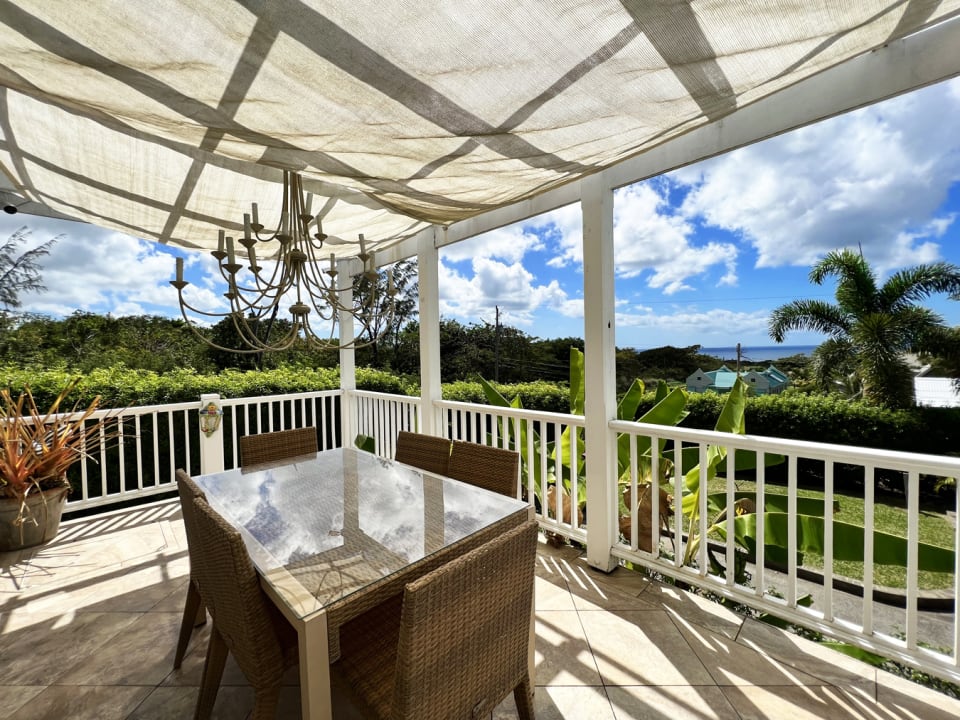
[737,617,877,694]
[536,552,586,587]
[536,610,604,686]
[578,609,715,686]
[160,621,250,688]
[675,619,823,687]
[641,582,744,639]
[494,685,616,720]
[567,569,659,612]
[586,564,656,597]
[607,685,741,720]
[536,574,576,611]
[0,685,46,715]
[722,684,889,719]
[4,685,152,720]
[142,577,193,613]
[875,672,960,719]
[56,611,183,686]
[129,685,303,720]
[0,611,142,685]
[62,561,189,613]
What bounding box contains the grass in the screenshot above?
[703,477,956,590]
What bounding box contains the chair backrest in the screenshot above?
[447,440,519,497]
[180,491,288,686]
[239,426,318,468]
[394,431,452,476]
[175,469,207,575]
[393,519,538,719]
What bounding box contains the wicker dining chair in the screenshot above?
[181,488,300,720]
[447,440,520,498]
[239,426,318,468]
[173,469,208,670]
[394,430,452,476]
[337,519,539,720]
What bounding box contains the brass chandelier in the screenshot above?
[171,171,396,353]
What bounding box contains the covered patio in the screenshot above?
[4,499,959,720]
[3,2,960,717]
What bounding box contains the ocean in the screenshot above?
[698,345,817,362]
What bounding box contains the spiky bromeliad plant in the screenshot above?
[0,379,113,533]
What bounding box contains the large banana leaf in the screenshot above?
[715,512,955,572]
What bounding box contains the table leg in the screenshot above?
[298,613,332,720]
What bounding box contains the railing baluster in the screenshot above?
[787,454,797,607]
[755,451,765,599]
[651,431,660,558]
[726,447,735,587]
[629,433,638,552]
[863,464,875,635]
[698,442,708,577]
[906,469,920,651]
[824,461,834,622]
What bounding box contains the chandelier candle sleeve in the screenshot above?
[176,257,183,282]
[226,236,235,265]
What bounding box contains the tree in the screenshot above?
[769,249,960,408]
[0,227,59,310]
[354,259,418,368]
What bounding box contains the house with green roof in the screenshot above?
[686,364,790,395]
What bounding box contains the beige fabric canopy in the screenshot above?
[0,1,958,259]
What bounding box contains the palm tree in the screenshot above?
[769,249,960,408]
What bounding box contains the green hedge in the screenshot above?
[0,365,410,409]
[3,367,957,458]
[442,380,570,414]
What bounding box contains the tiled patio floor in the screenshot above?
[1,499,958,719]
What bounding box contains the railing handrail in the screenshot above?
[436,397,586,425]
[611,418,960,475]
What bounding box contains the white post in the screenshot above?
[198,393,225,475]
[418,227,443,436]
[582,172,618,572]
[338,258,357,448]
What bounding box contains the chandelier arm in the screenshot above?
[173,169,401,353]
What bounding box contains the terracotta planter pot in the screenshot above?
[0,485,69,552]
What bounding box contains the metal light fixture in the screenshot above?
[171,171,396,353]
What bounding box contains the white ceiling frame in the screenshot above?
[375,16,960,267]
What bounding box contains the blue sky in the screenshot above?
[4,77,960,352]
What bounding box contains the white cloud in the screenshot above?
[1,215,185,318]
[615,306,775,348]
[526,184,739,294]
[439,256,568,327]
[442,225,544,264]
[673,77,960,272]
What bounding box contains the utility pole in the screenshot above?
[736,342,742,373]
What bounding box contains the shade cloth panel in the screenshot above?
[0,0,957,258]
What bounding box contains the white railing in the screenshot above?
[64,390,341,513]
[436,399,588,542]
[351,389,422,458]
[611,419,960,685]
[56,388,960,684]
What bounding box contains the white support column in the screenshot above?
[418,227,443,436]
[582,172,618,572]
[338,259,357,447]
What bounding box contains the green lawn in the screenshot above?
[703,478,956,590]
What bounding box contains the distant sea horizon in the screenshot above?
[697,344,817,362]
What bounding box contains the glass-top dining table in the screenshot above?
[194,445,532,720]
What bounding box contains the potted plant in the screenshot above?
[0,379,114,552]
